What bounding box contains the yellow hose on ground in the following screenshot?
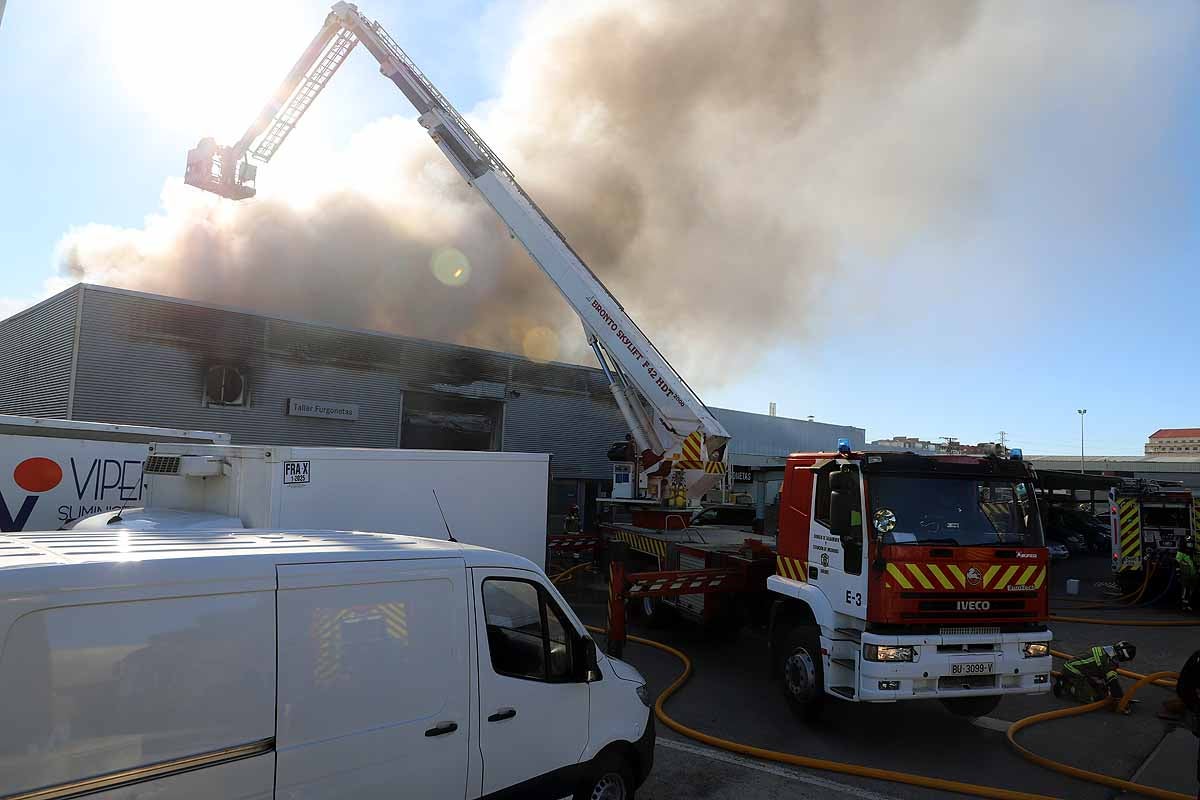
[1117,672,1184,714]
[600,627,1060,800]
[1055,565,1152,608]
[549,561,592,585]
[560,572,1190,799]
[1005,671,1187,800]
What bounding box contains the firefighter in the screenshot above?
[563,504,581,535]
[1177,535,1197,612]
[1053,641,1136,703]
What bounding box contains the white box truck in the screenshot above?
[0,415,229,533]
[0,529,655,799]
[75,443,551,568]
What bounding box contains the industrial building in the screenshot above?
[0,284,865,530]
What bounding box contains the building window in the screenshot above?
[400,391,501,451]
[203,365,247,407]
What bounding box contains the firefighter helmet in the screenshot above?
[1113,641,1136,662]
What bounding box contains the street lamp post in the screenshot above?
[1077,409,1087,473]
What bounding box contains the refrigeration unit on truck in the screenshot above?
[1110,479,1198,591]
[73,443,551,568]
[0,529,654,800]
[0,415,228,532]
[606,444,1053,718]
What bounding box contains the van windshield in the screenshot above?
[869,476,1043,547]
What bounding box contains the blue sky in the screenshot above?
[2,1,1198,456]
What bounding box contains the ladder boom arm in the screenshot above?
[183,2,730,470]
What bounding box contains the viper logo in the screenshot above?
[1,457,64,532]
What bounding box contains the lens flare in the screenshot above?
[522,326,560,363]
[430,247,471,286]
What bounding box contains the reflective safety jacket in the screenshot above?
[1063,646,1124,699]
[1177,550,1197,582]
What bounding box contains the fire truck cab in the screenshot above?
[768,444,1052,717]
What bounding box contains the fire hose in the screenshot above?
[550,565,1192,799]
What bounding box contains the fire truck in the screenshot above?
[181,3,1052,717]
[1110,479,1199,591]
[608,444,1052,717]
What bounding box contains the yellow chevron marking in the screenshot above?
[993,565,1020,591]
[1032,566,1046,589]
[926,563,955,590]
[905,563,935,590]
[775,556,806,581]
[681,431,703,462]
[1016,565,1037,587]
[947,564,968,587]
[886,562,913,589]
[982,565,1001,589]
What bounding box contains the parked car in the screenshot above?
[1047,506,1108,554]
[1047,540,1070,561]
[1044,520,1089,555]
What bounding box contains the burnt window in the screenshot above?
[204,366,246,407]
[400,391,501,451]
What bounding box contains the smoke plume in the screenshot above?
[55,0,1182,385]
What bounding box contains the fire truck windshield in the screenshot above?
[869,476,1044,547]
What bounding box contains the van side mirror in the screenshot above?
[828,470,854,540]
[576,637,601,683]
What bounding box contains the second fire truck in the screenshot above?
[1110,478,1199,591]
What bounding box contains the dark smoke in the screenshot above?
[57,0,1152,384]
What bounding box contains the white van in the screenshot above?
[0,529,654,800]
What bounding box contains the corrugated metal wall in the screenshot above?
[10,285,869,482]
[72,289,404,448]
[0,286,77,417]
[68,287,627,478]
[715,407,866,460]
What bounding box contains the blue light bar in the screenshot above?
[837,437,852,455]
[1010,448,1023,461]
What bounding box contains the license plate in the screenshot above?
[951,661,993,676]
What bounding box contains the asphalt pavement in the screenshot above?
[556,553,1199,799]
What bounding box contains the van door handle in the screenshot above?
[487,708,517,722]
[424,721,458,737]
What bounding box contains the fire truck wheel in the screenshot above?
[940,695,1002,718]
[780,626,825,719]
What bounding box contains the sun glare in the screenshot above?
[105,0,318,143]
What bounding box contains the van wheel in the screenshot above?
[941,695,1002,718]
[779,625,825,720]
[575,758,634,800]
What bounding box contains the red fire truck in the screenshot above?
[607,443,1053,718]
